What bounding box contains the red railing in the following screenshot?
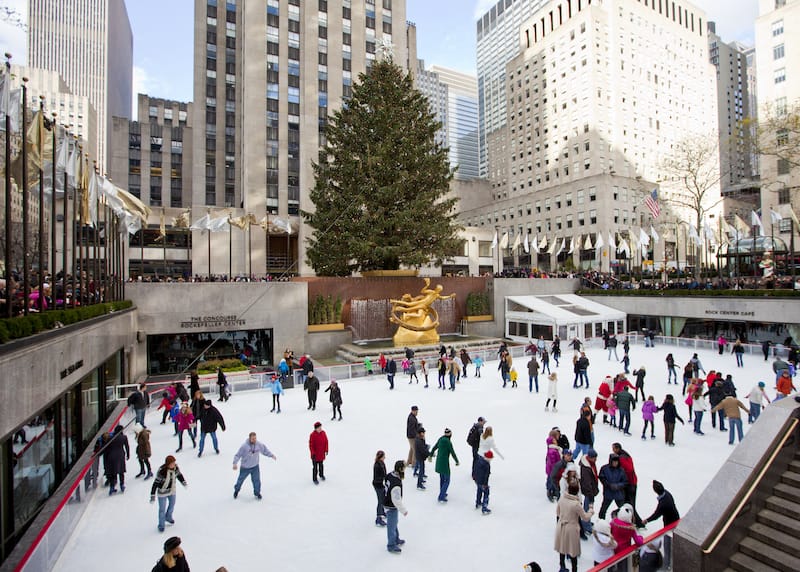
[12,406,130,572]
[587,520,679,572]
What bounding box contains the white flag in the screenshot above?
[208,215,231,232]
[583,234,593,250]
[531,234,540,253]
[703,220,717,247]
[56,135,69,171]
[547,236,557,254]
[688,224,700,246]
[499,232,509,249]
[595,232,604,250]
[751,210,763,233]
[568,236,576,254]
[512,232,521,251]
[271,217,293,235]
[490,231,498,251]
[523,233,530,254]
[639,228,650,248]
[619,238,631,257]
[650,225,660,244]
[556,238,566,256]
[539,234,547,250]
[0,71,20,132]
[608,231,616,250]
[770,209,783,224]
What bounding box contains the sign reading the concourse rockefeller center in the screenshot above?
[180,315,247,329]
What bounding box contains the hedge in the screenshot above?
[197,358,248,375]
[0,300,133,344]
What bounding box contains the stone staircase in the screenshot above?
[726,455,800,572]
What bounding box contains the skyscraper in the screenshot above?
[477,0,547,178]
[27,0,133,171]
[192,0,408,276]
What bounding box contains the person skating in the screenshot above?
[640,396,657,440]
[545,432,563,500]
[373,450,388,527]
[612,443,644,528]
[632,367,646,403]
[745,381,771,423]
[304,371,320,410]
[406,405,421,469]
[665,353,677,384]
[467,416,487,473]
[437,355,447,389]
[127,382,149,427]
[232,432,277,500]
[197,400,226,457]
[554,480,594,572]
[216,367,228,402]
[528,355,540,393]
[545,373,559,412]
[691,390,708,435]
[591,520,617,567]
[414,427,430,490]
[614,386,635,436]
[383,460,408,554]
[325,380,343,420]
[430,428,460,503]
[407,359,419,384]
[610,504,644,556]
[134,423,153,479]
[104,424,129,494]
[151,536,190,572]
[644,480,680,569]
[300,354,315,386]
[598,453,627,520]
[175,403,196,452]
[478,425,505,461]
[573,410,593,459]
[269,373,284,413]
[657,394,685,447]
[473,450,493,514]
[386,357,397,390]
[579,449,600,540]
[711,394,750,445]
[149,455,188,532]
[309,421,329,484]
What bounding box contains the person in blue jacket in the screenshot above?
[598,453,628,520]
[473,450,493,514]
[269,374,284,413]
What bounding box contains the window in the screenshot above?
[772,19,784,36]
[776,96,788,116]
[775,68,786,84]
[778,187,791,204]
[774,44,785,60]
[777,129,789,146]
[777,158,790,175]
[589,209,597,224]
[589,187,596,201]
[577,189,585,204]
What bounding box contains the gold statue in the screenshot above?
[390,278,455,346]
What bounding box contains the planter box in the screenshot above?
[360,270,419,277]
[465,315,493,322]
[308,323,345,333]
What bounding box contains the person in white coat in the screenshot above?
[477,426,506,460]
[545,373,559,412]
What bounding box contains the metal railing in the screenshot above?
[588,520,679,572]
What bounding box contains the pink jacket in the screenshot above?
[641,400,658,422]
[545,439,562,476]
[611,518,643,554]
[176,410,195,431]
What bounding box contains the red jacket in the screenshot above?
[595,381,612,411]
[618,453,638,486]
[611,518,643,553]
[309,429,329,461]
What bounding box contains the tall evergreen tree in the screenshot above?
[303,55,462,275]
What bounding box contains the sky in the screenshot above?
[0,0,760,110]
[50,340,771,571]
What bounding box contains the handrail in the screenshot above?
[12,406,129,572]
[587,520,680,572]
[701,417,799,555]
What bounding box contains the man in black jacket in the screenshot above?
[127,383,149,427]
[406,406,420,470]
[645,480,680,568]
[197,400,226,457]
[387,358,397,389]
[573,409,593,459]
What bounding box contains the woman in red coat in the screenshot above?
[309,421,329,485]
[595,376,613,424]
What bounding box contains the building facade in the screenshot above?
[755,0,800,247]
[27,0,133,171]
[464,0,719,273]
[192,0,409,277]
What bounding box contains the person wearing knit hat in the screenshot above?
[309,421,329,485]
[151,536,189,572]
[149,455,188,533]
[745,381,771,424]
[430,428,459,503]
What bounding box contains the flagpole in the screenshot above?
[61,138,68,307]
[101,201,107,301]
[4,54,13,317]
[70,148,78,308]
[50,112,57,297]
[21,77,29,314]
[37,97,45,312]
[93,168,100,303]
[162,207,167,278]
[228,220,232,280]
[80,157,88,306]
[248,220,252,279]
[207,210,211,277]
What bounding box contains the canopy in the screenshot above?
[504,294,626,342]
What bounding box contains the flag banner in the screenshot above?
[0,71,21,132]
[556,238,566,256]
[173,209,191,228]
[639,227,650,248]
[619,238,631,257]
[751,210,763,230]
[490,231,498,251]
[770,209,783,224]
[538,234,547,250]
[583,234,593,250]
[157,208,166,241]
[608,231,616,250]
[650,225,659,244]
[27,110,53,172]
[208,214,231,232]
[644,188,661,219]
[734,214,750,237]
[66,146,78,185]
[531,234,540,253]
[523,233,530,254]
[190,214,211,231]
[547,235,557,254]
[790,208,800,229]
[688,224,701,246]
[568,236,576,254]
[55,132,68,171]
[511,232,521,251]
[595,231,604,250]
[703,221,717,247]
[228,214,251,230]
[499,232,509,249]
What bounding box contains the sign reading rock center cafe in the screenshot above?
[180,315,247,329]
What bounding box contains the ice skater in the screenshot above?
[232,432,277,500]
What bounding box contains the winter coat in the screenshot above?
[579,455,599,498]
[309,429,328,462]
[633,369,646,387]
[278,360,290,375]
[415,436,430,463]
[151,554,190,572]
[302,358,314,376]
[478,435,504,459]
[136,429,151,459]
[577,356,590,372]
[305,375,320,394]
[547,377,558,399]
[325,384,342,406]
[270,379,284,395]
[611,518,644,554]
[595,381,612,412]
[373,459,387,487]
[617,452,638,486]
[473,454,491,486]
[614,390,635,412]
[199,404,226,433]
[598,463,628,502]
[386,359,397,375]
[705,384,726,407]
[407,413,420,439]
[127,389,146,409]
[176,410,195,432]
[430,435,459,475]
[527,358,539,377]
[555,493,591,557]
[150,464,187,497]
[641,400,658,422]
[190,397,205,422]
[545,441,562,476]
[658,401,684,424]
[103,430,129,476]
[645,490,680,525]
[574,417,592,445]
[711,396,749,420]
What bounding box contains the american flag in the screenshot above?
[644,188,661,219]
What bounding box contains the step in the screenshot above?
[739,537,800,572]
[780,470,800,488]
[728,551,780,572]
[765,495,800,520]
[757,508,800,537]
[748,522,800,554]
[788,459,800,473]
[773,482,800,504]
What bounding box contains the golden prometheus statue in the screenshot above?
[389,278,455,346]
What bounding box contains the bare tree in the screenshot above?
[746,99,800,170]
[660,133,725,277]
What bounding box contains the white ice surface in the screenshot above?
[52,342,773,572]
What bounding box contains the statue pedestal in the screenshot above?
[393,326,440,346]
